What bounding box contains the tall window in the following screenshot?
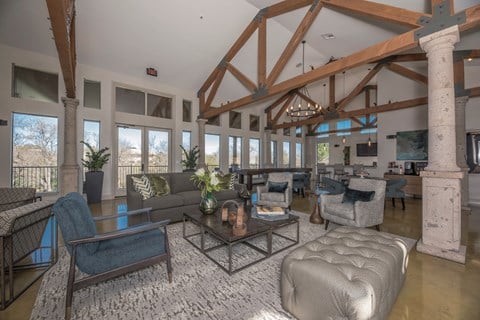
[336,119,351,136]
[295,143,302,167]
[115,86,172,119]
[359,115,377,134]
[84,80,101,109]
[249,138,260,169]
[182,131,191,151]
[271,140,277,168]
[295,126,302,138]
[283,141,290,167]
[317,143,329,164]
[205,134,220,171]
[183,100,192,122]
[12,65,58,103]
[316,123,329,138]
[228,136,242,170]
[12,113,58,192]
[83,120,100,150]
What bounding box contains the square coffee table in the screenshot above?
[183,207,299,275]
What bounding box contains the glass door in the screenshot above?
[116,125,170,195]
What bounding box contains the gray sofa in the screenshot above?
[126,172,242,223]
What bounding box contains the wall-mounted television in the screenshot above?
[356,143,377,157]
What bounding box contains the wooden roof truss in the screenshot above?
[198,0,480,132]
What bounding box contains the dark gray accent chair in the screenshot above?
[52,192,172,320]
[386,178,407,210]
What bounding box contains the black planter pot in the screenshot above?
[85,171,104,204]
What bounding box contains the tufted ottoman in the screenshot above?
[281,226,409,320]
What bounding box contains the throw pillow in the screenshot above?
[342,187,375,204]
[217,173,232,190]
[149,176,170,196]
[267,181,288,193]
[229,172,239,190]
[131,175,155,200]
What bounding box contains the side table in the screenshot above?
[310,189,330,224]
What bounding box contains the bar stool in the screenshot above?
[316,163,331,188]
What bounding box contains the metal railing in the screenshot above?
[117,165,169,189]
[12,166,58,193]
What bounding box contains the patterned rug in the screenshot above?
[30,212,416,320]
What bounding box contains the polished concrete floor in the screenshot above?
[1,195,480,319]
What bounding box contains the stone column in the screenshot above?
[263,129,272,168]
[60,97,80,195]
[455,96,470,211]
[304,134,316,170]
[416,26,466,264]
[196,118,208,169]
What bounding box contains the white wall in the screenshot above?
[0,44,303,199]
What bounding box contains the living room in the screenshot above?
[1,0,480,319]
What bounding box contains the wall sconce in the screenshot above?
[0,119,8,126]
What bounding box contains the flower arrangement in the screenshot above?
[191,168,222,197]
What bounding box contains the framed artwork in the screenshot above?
[396,130,428,160]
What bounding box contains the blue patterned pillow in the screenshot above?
[267,181,288,193]
[342,187,375,204]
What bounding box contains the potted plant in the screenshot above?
[180,145,199,172]
[81,141,111,204]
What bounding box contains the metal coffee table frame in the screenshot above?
[183,211,299,275]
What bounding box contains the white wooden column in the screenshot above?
[196,118,208,169]
[60,97,80,195]
[416,26,466,264]
[263,129,272,168]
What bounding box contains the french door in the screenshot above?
[115,125,170,195]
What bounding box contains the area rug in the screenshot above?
[30,212,416,320]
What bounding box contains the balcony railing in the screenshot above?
[117,165,169,189]
[12,166,58,193]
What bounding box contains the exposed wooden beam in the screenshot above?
[198,19,258,94]
[226,63,257,93]
[265,91,293,113]
[203,29,419,118]
[272,94,295,125]
[258,16,267,86]
[329,75,335,106]
[336,63,384,112]
[266,1,323,87]
[350,117,364,126]
[46,0,76,98]
[386,62,428,85]
[296,90,320,109]
[469,86,480,98]
[265,0,313,18]
[431,0,454,15]
[460,5,480,32]
[321,0,430,28]
[204,68,226,112]
[273,96,428,129]
[387,53,427,62]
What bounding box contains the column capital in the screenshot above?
[196,118,208,125]
[419,25,459,53]
[455,96,469,106]
[61,97,79,108]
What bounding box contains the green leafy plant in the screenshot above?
[81,141,111,171]
[190,168,222,197]
[180,145,199,170]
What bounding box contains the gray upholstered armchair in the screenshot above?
[320,178,386,230]
[256,172,293,209]
[52,192,172,320]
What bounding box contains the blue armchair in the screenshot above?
[386,178,407,210]
[52,192,172,320]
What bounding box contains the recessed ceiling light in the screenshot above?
[467,58,473,62]
[321,33,335,40]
